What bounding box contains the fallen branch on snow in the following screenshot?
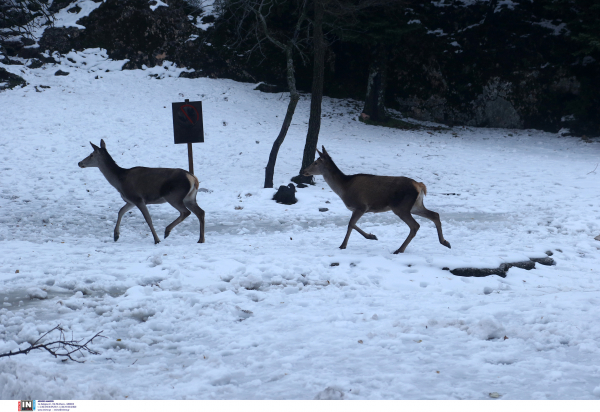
[0,325,105,363]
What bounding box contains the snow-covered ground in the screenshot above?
[1,53,600,400]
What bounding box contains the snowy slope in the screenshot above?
[1,54,600,400]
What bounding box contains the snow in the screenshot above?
[1,52,600,400]
[52,0,104,30]
[533,19,569,36]
[149,0,169,12]
[187,0,218,31]
[427,29,448,37]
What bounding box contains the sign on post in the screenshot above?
[172,99,204,175]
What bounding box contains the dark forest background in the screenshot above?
[2,0,599,136]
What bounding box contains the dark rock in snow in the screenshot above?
[28,59,44,69]
[55,70,70,76]
[450,267,507,278]
[20,37,36,46]
[68,5,82,14]
[39,27,84,55]
[530,257,556,266]
[17,47,42,59]
[500,261,536,271]
[76,0,193,70]
[319,208,329,212]
[272,183,297,205]
[0,68,27,90]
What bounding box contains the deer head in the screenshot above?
[78,139,107,168]
[302,146,332,176]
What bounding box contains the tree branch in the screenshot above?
[0,325,105,363]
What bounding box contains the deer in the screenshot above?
[78,139,205,244]
[302,146,451,254]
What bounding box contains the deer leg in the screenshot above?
[393,212,420,254]
[340,210,366,249]
[164,197,191,240]
[411,208,451,249]
[184,198,205,243]
[114,203,134,242]
[135,202,161,244]
[352,224,378,241]
[389,191,422,254]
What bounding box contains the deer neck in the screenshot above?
[98,152,126,191]
[322,160,349,198]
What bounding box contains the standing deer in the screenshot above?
[78,139,205,244]
[302,146,451,254]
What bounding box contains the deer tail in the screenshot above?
[413,181,427,196]
[185,173,200,198]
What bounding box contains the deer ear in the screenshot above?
[90,142,99,151]
[316,148,323,157]
[322,146,329,157]
[100,139,106,149]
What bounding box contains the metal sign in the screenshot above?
[172,100,204,144]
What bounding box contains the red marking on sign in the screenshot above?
[180,104,200,125]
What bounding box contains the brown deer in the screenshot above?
[302,146,451,254]
[78,139,205,244]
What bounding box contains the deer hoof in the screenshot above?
[114,233,119,242]
[198,239,205,244]
[164,230,170,239]
[443,240,451,249]
[393,249,404,254]
[368,234,378,241]
[339,245,347,250]
[154,239,160,245]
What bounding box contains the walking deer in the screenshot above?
[78,139,205,244]
[302,146,451,254]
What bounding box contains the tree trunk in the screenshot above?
[264,43,300,188]
[293,0,325,185]
[362,43,388,122]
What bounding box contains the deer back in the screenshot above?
[340,174,421,212]
[120,167,194,203]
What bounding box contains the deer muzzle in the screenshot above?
[301,166,314,176]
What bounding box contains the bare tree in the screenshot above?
[221,0,310,188]
[0,325,105,363]
[292,0,404,184]
[222,0,405,186]
[258,0,309,188]
[292,0,324,185]
[0,0,55,43]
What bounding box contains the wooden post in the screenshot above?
[185,99,194,175]
[187,142,194,175]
